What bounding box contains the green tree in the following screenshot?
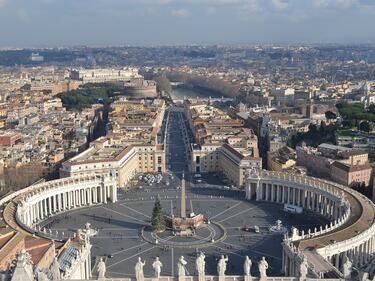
[154,76,172,94]
[368,104,375,114]
[325,111,337,120]
[359,120,372,133]
[151,197,166,233]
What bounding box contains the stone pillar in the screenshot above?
[103,185,107,204]
[335,254,340,269]
[43,199,47,217]
[94,187,98,203]
[36,202,40,221]
[64,192,68,209]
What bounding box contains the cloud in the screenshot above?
[16,8,29,21]
[171,8,191,18]
[313,0,358,8]
[271,0,289,11]
[0,0,7,8]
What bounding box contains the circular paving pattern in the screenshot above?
[141,220,226,248]
[40,186,329,278]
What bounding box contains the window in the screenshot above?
[158,156,162,164]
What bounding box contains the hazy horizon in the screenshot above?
[0,0,375,47]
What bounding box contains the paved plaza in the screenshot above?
[41,186,329,278]
[39,107,329,278]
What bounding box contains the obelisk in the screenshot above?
[181,172,186,219]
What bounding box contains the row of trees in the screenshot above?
[166,71,240,98]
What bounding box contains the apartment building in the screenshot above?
[185,100,261,187]
[61,98,166,188]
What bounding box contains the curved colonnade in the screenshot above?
[3,174,117,241]
[0,169,374,280]
[245,170,375,278]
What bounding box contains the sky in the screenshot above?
[0,0,375,47]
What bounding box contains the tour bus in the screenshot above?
[284,204,303,214]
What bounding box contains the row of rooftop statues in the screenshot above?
[97,254,305,281]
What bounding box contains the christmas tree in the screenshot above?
[151,197,166,233]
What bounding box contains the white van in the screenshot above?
[284,204,303,214]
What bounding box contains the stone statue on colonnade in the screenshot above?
[178,256,188,281]
[244,256,252,280]
[258,257,268,281]
[97,257,106,280]
[51,256,61,280]
[152,256,163,279]
[135,257,146,281]
[196,252,206,281]
[217,255,228,281]
[299,256,308,281]
[342,253,352,280]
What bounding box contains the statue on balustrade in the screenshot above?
[342,254,352,280]
[258,257,268,281]
[196,252,206,281]
[244,256,252,279]
[299,256,308,281]
[152,256,163,279]
[36,270,49,281]
[97,257,106,280]
[178,256,188,281]
[51,256,61,280]
[217,255,228,277]
[135,257,146,281]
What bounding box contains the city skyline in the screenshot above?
[1,0,375,47]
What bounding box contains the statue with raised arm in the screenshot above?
[97,258,106,280]
[152,257,163,279]
[217,255,229,277]
[258,257,268,281]
[51,256,61,280]
[178,256,188,281]
[196,252,206,281]
[342,254,352,280]
[299,256,308,281]
[244,256,252,277]
[135,257,146,281]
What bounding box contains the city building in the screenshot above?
[61,98,167,188]
[69,68,142,84]
[297,143,372,187]
[185,100,261,187]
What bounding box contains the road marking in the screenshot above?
[100,206,147,224]
[92,236,140,239]
[107,245,156,269]
[213,244,244,258]
[218,206,256,223]
[210,202,242,220]
[112,242,149,256]
[171,246,174,276]
[120,204,151,219]
[219,240,281,260]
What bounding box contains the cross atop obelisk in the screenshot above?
[180,172,187,219]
